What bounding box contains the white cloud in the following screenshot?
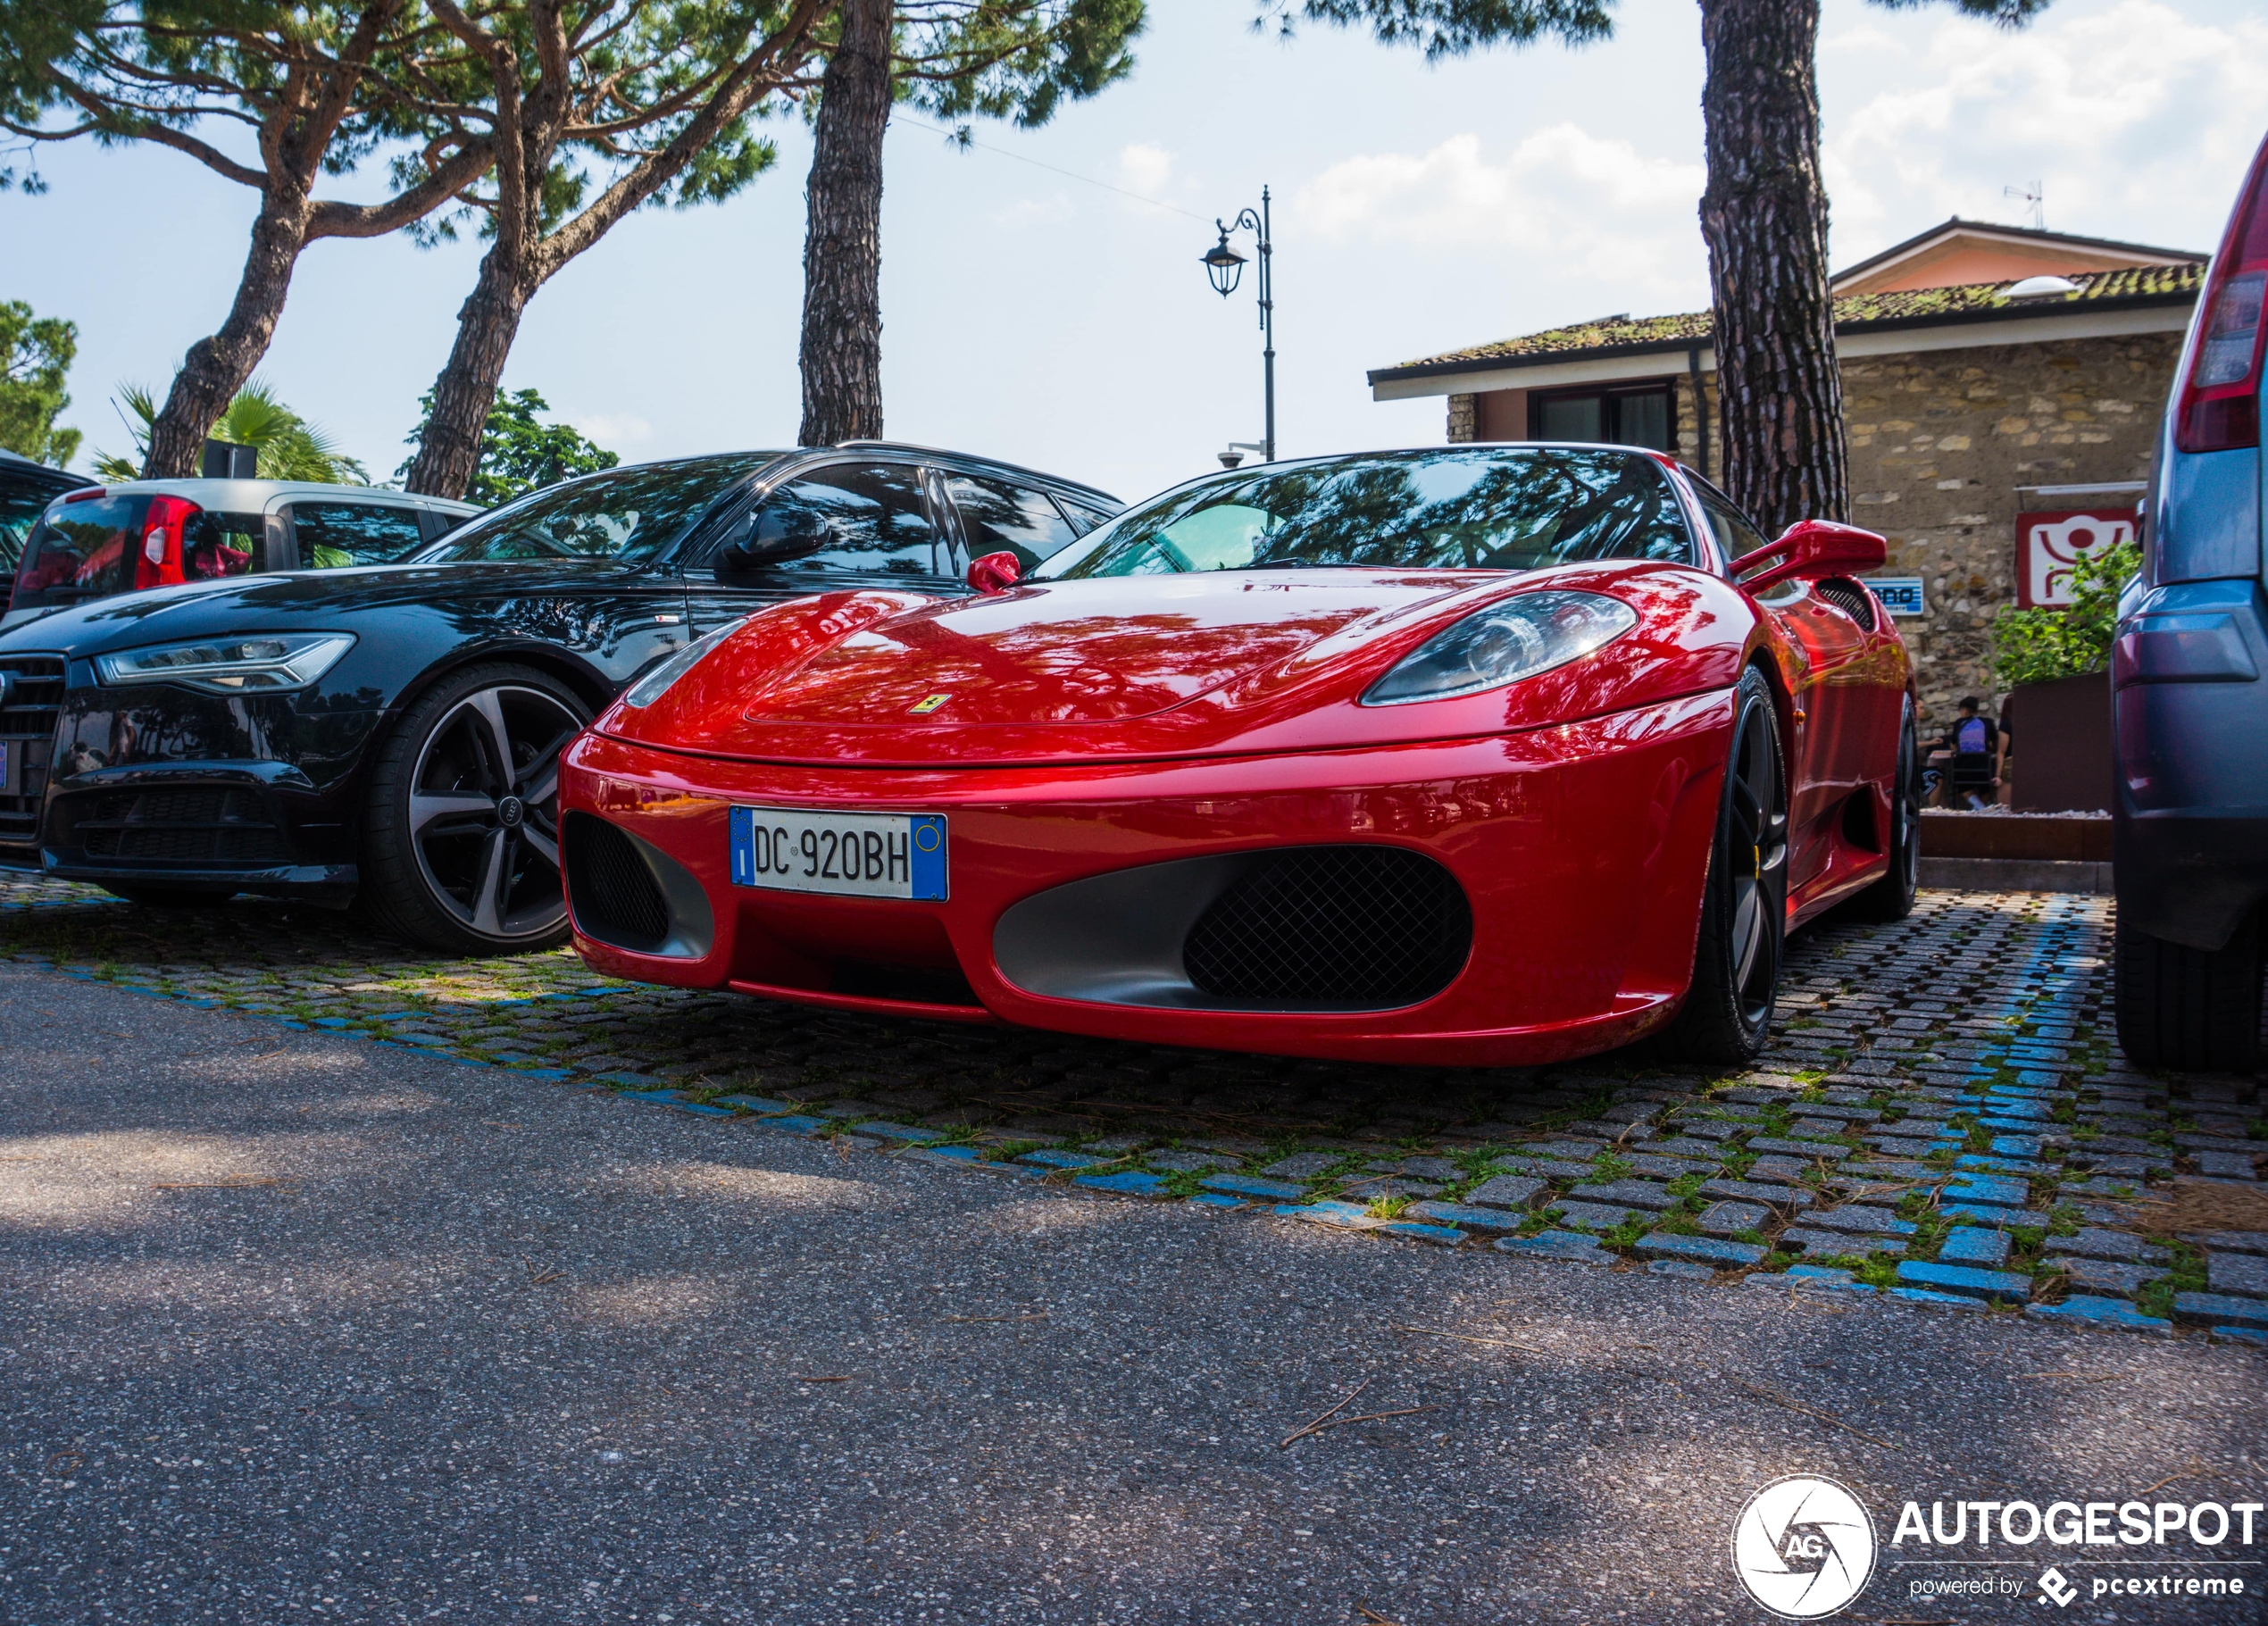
[1297,126,1709,309]
[1114,143,1174,199]
[1823,0,2268,258]
[988,194,1076,228]
[571,412,653,445]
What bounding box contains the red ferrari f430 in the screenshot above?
[557,446,1915,1068]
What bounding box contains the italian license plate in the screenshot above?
[728,806,946,900]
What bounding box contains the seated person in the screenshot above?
[1923,696,2003,808]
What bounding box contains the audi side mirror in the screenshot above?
[967,550,1022,595]
[721,506,832,570]
[1730,519,1887,594]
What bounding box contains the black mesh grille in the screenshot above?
[1814,578,1878,630]
[1183,846,1472,1007]
[564,812,670,953]
[0,653,64,851]
[65,785,285,865]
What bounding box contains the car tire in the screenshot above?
[1657,666,1789,1065]
[1846,697,1920,922]
[357,663,589,956]
[103,885,229,909]
[2114,913,2262,1071]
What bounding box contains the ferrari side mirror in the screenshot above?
[1730,519,1887,595]
[968,550,1022,595]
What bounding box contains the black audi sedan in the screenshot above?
[0,444,1119,953]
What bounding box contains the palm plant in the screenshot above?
[94,380,369,484]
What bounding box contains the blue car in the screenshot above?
[2114,130,2268,1069]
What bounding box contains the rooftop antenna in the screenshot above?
[2005,181,2045,231]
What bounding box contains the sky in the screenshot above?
[4,0,2266,504]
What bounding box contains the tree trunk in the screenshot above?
[404,247,536,498]
[1696,0,1847,537]
[797,0,893,446]
[143,192,313,478]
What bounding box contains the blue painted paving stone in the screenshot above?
[757,1113,830,1137]
[1781,1226,1905,1257]
[1887,1286,1988,1310]
[1955,1155,2048,1177]
[1548,1201,1641,1232]
[1747,1137,1853,1160]
[2171,1292,2268,1329]
[1260,1153,1344,1180]
[1407,1200,1530,1232]
[1276,1200,1373,1228]
[1937,1229,2013,1268]
[2026,1296,2174,1334]
[1380,1220,1464,1246]
[1941,1172,2030,1207]
[1018,1149,1111,1170]
[2043,1229,2163,1265]
[2208,1251,2268,1299]
[1699,1177,1813,1210]
[1896,1261,2030,1303]
[1647,1259,1716,1280]
[1623,1154,1715,1179]
[1568,1180,1681,1211]
[1636,1232,1766,1269]
[1697,1200,1770,1237]
[1495,1230,1616,1266]
[1988,1133,2044,1158]
[1076,1170,1170,1197]
[1463,1174,1548,1210]
[1200,1173,1307,1202]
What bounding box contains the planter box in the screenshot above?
[2006,673,2113,813]
[1921,811,2111,862]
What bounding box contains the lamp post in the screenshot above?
[1201,187,1273,463]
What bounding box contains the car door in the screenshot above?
[679,460,961,633]
[1688,481,1876,891]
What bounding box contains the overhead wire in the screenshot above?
[893,112,1213,223]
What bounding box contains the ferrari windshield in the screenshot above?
[406,454,781,565]
[1037,447,1691,579]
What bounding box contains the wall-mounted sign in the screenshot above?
[1862,577,1926,617]
[2017,509,2137,608]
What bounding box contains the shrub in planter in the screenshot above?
[1989,540,2136,813]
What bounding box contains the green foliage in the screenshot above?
[0,298,79,465]
[1989,539,2140,688]
[95,379,367,483]
[899,0,1147,128]
[396,388,617,505]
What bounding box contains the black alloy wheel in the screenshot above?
[1848,697,1920,922]
[360,663,589,955]
[1659,665,1789,1063]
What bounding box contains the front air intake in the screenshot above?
[563,811,671,953]
[1182,846,1472,1006]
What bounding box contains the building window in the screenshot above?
[1530,385,1673,453]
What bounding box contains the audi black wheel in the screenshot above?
[1658,665,1789,1064]
[358,663,589,955]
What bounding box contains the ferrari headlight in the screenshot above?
[95,632,357,696]
[621,617,747,708]
[1363,591,1637,705]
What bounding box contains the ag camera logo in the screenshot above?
[1734,1475,1879,1618]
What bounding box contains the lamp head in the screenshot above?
[1202,227,1247,297]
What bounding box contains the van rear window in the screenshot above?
[11,494,152,609]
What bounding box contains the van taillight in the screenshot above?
[135,495,201,590]
[2175,133,2268,454]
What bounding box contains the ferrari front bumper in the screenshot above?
[557,689,1736,1066]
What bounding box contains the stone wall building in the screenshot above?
[1365,221,2205,726]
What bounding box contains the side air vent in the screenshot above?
[1814,578,1879,630]
[562,811,714,959]
[0,653,64,851]
[1183,846,1472,1006]
[564,812,670,952]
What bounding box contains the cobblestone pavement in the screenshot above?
[2,876,2263,1340]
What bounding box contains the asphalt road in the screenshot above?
[0,961,2260,1624]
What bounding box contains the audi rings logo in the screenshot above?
[1733,1475,1879,1619]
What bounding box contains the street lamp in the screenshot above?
[1200,187,1273,463]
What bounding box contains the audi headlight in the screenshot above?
[621,617,748,708]
[1363,591,1638,705]
[95,632,357,696]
